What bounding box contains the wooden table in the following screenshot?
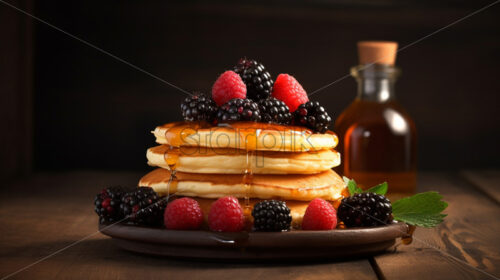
[1,171,499,279]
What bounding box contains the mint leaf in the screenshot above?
[343,176,363,196]
[365,182,388,195]
[392,192,448,228]
[343,177,387,195]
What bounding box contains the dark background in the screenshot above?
[2,0,500,179]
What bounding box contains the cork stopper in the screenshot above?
[357,41,398,65]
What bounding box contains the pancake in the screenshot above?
[153,121,338,152]
[190,197,340,229]
[139,168,347,201]
[147,145,341,174]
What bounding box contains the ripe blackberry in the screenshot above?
[234,58,273,101]
[216,98,261,122]
[258,97,292,125]
[94,186,128,224]
[252,200,292,231]
[120,187,167,226]
[180,93,217,122]
[337,193,393,228]
[293,101,332,133]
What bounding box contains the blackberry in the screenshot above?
[216,98,261,122]
[94,186,128,224]
[120,187,167,226]
[337,193,393,228]
[258,97,292,125]
[234,58,273,101]
[252,200,292,231]
[293,101,332,133]
[180,93,217,122]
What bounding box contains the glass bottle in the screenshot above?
[335,42,417,193]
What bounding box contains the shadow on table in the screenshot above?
[1,238,381,268]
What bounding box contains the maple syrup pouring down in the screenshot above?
[160,121,320,225]
[243,139,255,224]
[243,150,252,210]
[226,122,257,228]
[163,123,193,203]
[163,145,180,203]
[401,224,416,245]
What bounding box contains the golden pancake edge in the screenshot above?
[152,121,338,152]
[139,168,346,202]
[147,145,340,174]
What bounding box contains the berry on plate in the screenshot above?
[212,70,247,106]
[271,74,309,112]
[293,101,332,133]
[252,200,292,232]
[180,93,217,122]
[216,98,261,122]
[164,197,203,230]
[337,193,392,227]
[208,196,245,232]
[120,187,167,226]
[234,58,273,102]
[302,198,337,230]
[94,186,128,224]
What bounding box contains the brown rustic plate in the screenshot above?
[99,222,409,259]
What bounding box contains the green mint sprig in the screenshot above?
[343,177,388,195]
[392,192,448,228]
[343,177,363,195]
[342,177,447,228]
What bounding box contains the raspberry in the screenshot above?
[208,196,245,232]
[302,198,337,230]
[212,71,247,106]
[164,197,203,230]
[271,74,309,112]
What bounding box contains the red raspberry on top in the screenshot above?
[164,197,203,230]
[208,196,245,232]
[271,74,309,112]
[212,71,247,106]
[302,198,337,230]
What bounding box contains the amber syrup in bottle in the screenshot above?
[335,41,417,194]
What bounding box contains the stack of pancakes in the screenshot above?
[139,122,346,228]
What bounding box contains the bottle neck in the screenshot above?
[351,64,400,102]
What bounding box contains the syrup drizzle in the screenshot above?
[401,224,416,245]
[238,124,259,229]
[163,131,182,203]
[158,121,330,229]
[158,121,328,152]
[163,121,210,147]
[243,149,254,215]
[161,121,213,200]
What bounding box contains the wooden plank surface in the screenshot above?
[0,171,376,280]
[461,170,500,205]
[2,171,500,280]
[373,173,500,280]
